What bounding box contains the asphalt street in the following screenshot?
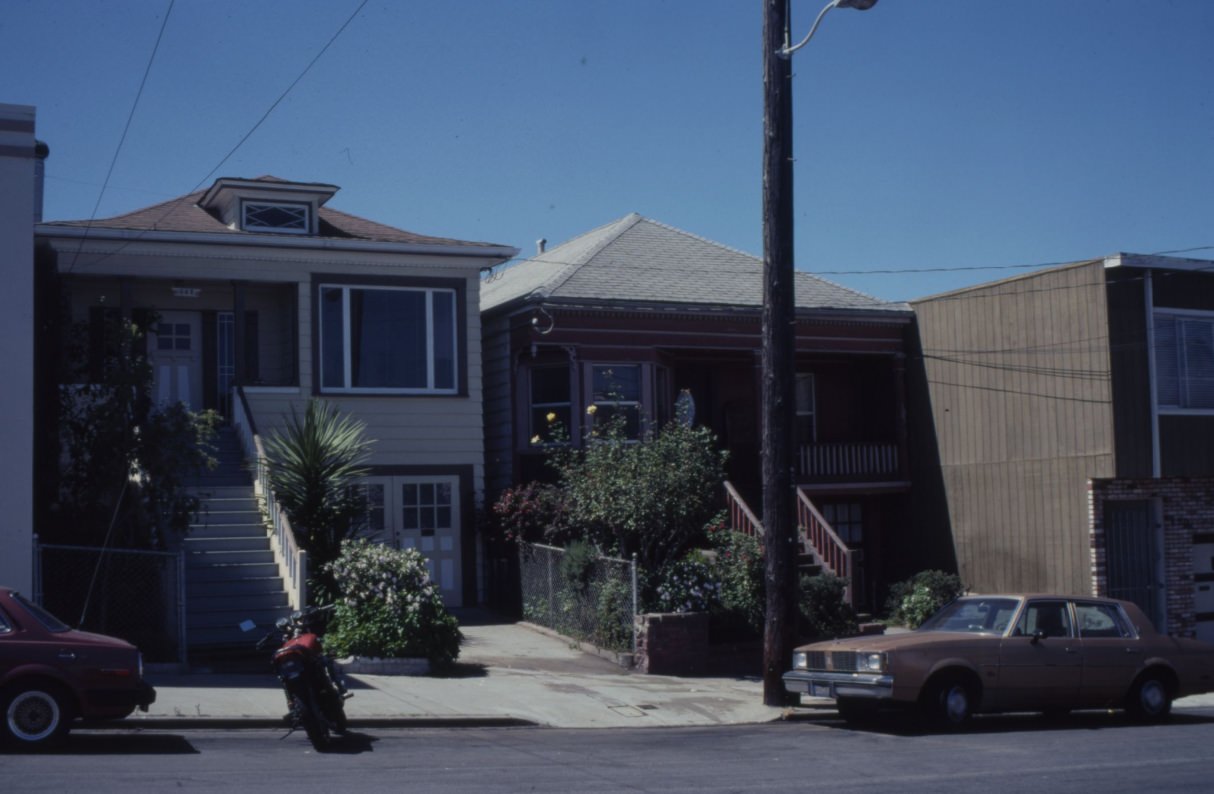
[6,709,1214,793]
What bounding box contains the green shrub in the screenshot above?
[323,539,461,667]
[710,525,766,634]
[798,574,859,640]
[886,570,965,628]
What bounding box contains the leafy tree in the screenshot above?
[264,399,373,598]
[548,416,728,574]
[51,312,217,549]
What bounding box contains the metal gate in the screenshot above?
[1103,499,1165,632]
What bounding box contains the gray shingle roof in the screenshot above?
[482,213,909,314]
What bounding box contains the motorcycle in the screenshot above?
[249,605,351,751]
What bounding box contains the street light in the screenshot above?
[760,0,878,706]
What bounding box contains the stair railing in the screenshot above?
[724,481,764,540]
[231,386,308,611]
[795,488,858,607]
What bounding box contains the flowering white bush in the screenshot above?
[654,552,722,613]
[323,539,461,665]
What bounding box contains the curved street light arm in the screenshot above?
[778,0,878,59]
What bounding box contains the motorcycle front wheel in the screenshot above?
[292,692,330,751]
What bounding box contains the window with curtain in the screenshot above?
[319,284,457,393]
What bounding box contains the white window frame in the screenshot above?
[1154,308,1214,414]
[318,283,458,395]
[241,200,311,234]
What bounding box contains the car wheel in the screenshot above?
[925,677,974,729]
[1126,674,1172,723]
[2,684,72,749]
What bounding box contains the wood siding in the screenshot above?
[481,312,515,500]
[912,261,1115,593]
[56,238,491,502]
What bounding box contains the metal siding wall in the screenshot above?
[914,262,1116,594]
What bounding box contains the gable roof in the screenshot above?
[482,213,909,315]
[40,175,511,250]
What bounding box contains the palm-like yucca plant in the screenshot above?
[264,399,374,596]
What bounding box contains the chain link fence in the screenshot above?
[35,544,185,663]
[518,542,637,653]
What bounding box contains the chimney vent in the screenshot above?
[536,238,547,255]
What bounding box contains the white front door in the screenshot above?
[150,311,203,410]
[393,477,462,606]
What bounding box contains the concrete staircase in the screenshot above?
[184,426,290,656]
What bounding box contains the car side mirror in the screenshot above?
[1031,630,1047,644]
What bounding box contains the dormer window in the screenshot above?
[242,201,311,234]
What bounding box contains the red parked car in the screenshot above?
[0,586,156,749]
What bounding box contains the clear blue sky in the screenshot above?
[4,0,1212,301]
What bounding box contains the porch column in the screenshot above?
[232,280,247,386]
[893,353,909,480]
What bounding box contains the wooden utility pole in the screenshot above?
[761,0,798,707]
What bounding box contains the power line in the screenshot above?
[64,0,176,274]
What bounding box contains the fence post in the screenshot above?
[631,552,638,653]
[177,549,187,664]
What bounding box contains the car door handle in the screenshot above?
[57,651,78,661]
[1125,648,1143,654]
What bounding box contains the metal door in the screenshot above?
[1103,499,1164,632]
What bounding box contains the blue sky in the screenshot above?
[4,0,1212,301]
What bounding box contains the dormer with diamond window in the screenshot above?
[198,176,339,235]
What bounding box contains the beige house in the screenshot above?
[37,176,517,609]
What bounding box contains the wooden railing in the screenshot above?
[798,442,899,479]
[796,488,859,608]
[724,481,764,540]
[725,482,859,608]
[232,386,308,611]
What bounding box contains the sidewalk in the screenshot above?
[134,619,785,730]
[132,618,1214,731]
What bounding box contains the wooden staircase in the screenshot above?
[184,426,290,657]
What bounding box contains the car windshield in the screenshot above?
[11,592,72,633]
[918,597,1021,634]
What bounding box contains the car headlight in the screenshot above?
[857,652,886,673]
[792,651,808,670]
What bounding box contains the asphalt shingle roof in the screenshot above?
[41,176,508,249]
[482,213,909,314]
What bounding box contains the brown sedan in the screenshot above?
[783,594,1214,727]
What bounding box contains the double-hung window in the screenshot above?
[319,283,458,394]
[588,364,643,439]
[1155,312,1214,410]
[529,365,572,444]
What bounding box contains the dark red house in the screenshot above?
[481,213,915,609]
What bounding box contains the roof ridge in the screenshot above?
[531,212,643,299]
[638,216,761,264]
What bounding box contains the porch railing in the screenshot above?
[798,442,899,479]
[796,487,859,607]
[232,386,308,610]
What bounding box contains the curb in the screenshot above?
[104,715,541,731]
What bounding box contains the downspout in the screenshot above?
[1144,270,1161,478]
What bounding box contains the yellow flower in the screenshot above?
[530,434,542,445]
[586,405,598,415]
[546,412,557,423]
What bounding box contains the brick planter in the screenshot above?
[634,612,709,675]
